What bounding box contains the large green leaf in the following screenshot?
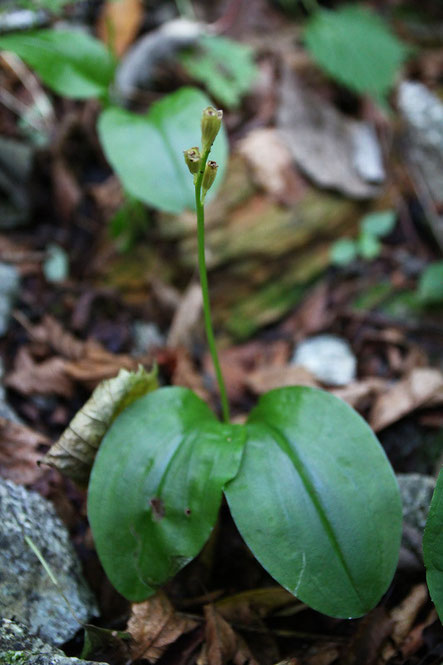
[180,35,258,109]
[0,30,115,99]
[304,6,409,103]
[98,88,228,213]
[225,386,402,619]
[87,386,245,601]
[423,468,443,623]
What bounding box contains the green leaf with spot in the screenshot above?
[225,387,402,618]
[0,29,115,99]
[423,468,443,623]
[98,88,228,213]
[88,386,245,600]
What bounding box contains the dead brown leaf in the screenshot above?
[305,646,340,665]
[97,0,143,57]
[238,128,306,205]
[41,366,156,485]
[0,417,50,485]
[127,591,198,662]
[199,604,258,665]
[382,584,429,662]
[245,365,318,395]
[167,281,203,348]
[171,347,210,403]
[216,587,299,625]
[64,345,141,386]
[331,378,387,410]
[30,315,89,360]
[369,368,443,431]
[282,281,331,339]
[340,606,393,665]
[5,347,74,397]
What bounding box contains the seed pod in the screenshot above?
[202,160,218,199]
[183,147,201,175]
[201,107,223,152]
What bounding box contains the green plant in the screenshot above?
[180,34,258,109]
[423,469,443,623]
[304,4,409,106]
[417,260,443,305]
[0,29,228,214]
[330,210,396,267]
[87,108,402,619]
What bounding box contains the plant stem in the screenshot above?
[194,149,230,423]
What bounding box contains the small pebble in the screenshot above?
[292,335,357,386]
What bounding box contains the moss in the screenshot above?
[0,650,29,665]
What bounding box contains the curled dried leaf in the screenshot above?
[127,591,198,662]
[41,365,157,485]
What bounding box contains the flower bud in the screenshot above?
[183,146,201,175]
[201,107,223,152]
[202,160,218,199]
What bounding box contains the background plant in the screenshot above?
[330,209,397,266]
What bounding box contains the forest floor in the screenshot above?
[0,0,443,663]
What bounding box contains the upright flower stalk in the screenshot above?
[184,107,230,423]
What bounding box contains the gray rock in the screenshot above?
[0,9,48,34]
[132,321,164,356]
[398,81,443,204]
[397,472,436,531]
[277,67,380,199]
[0,618,105,665]
[291,335,357,386]
[0,262,19,337]
[0,479,98,646]
[115,18,201,101]
[396,473,436,572]
[351,123,385,184]
[398,81,443,247]
[0,357,21,423]
[0,138,34,229]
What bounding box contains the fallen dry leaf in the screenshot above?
[369,368,443,431]
[5,347,74,397]
[382,584,429,662]
[41,365,157,485]
[0,417,50,485]
[216,587,299,625]
[400,608,437,658]
[167,281,203,348]
[245,365,318,395]
[127,591,198,662]
[171,347,210,404]
[97,0,143,57]
[305,646,340,665]
[199,604,258,665]
[282,281,331,339]
[340,606,393,665]
[238,127,306,204]
[63,344,143,386]
[30,315,88,359]
[331,378,387,410]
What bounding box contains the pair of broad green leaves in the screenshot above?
[88,384,403,619]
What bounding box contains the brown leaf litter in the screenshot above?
[0,417,50,485]
[6,314,154,394]
[41,365,157,485]
[127,591,198,662]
